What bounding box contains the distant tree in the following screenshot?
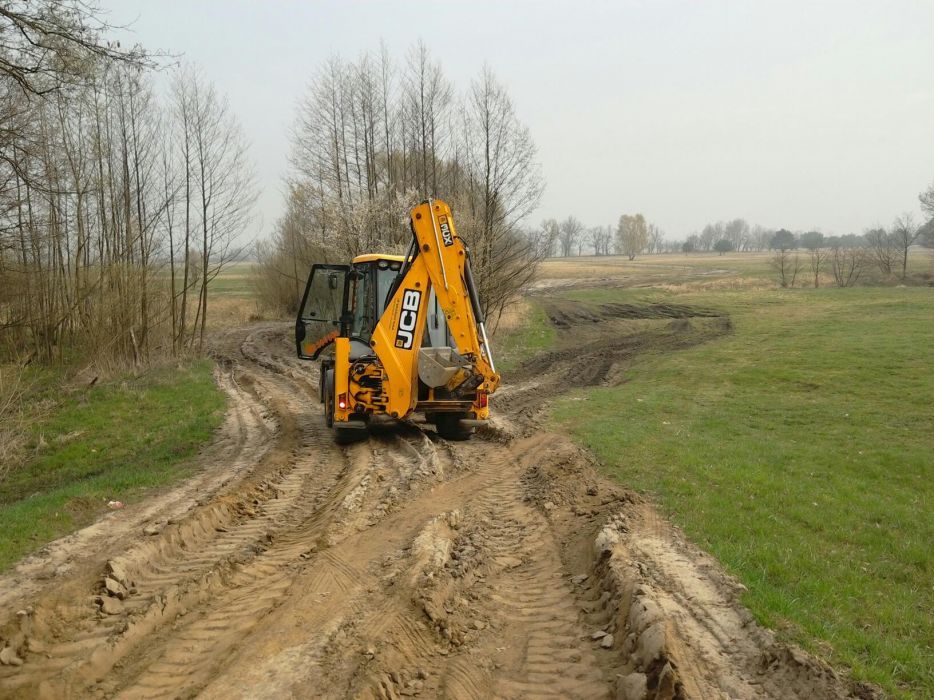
[713,239,734,255]
[590,225,613,256]
[558,216,584,257]
[616,213,649,260]
[920,180,934,219]
[799,231,824,251]
[683,234,699,253]
[840,233,865,248]
[751,225,773,251]
[527,219,559,258]
[723,218,749,250]
[770,229,796,251]
[864,227,898,276]
[891,213,920,279]
[918,218,934,248]
[699,223,720,251]
[648,224,664,254]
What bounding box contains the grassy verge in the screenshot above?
[553,286,933,697]
[492,300,556,374]
[0,359,226,572]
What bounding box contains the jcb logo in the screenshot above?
[439,217,454,247]
[394,289,422,349]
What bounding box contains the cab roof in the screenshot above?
[352,254,407,264]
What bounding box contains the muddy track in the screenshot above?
[0,302,875,699]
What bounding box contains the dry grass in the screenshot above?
[540,249,934,291]
[0,367,28,482]
[492,297,532,334]
[205,295,264,330]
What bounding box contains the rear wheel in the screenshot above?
[335,424,363,445]
[434,412,473,441]
[323,368,335,428]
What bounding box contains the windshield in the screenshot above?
[350,260,403,342]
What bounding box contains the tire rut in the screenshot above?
[0,311,874,700]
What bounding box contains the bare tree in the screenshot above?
[591,225,613,256]
[537,218,559,257]
[864,227,898,277]
[457,65,543,321]
[723,218,749,251]
[515,218,559,260]
[699,222,720,251]
[890,213,919,280]
[558,215,583,257]
[920,180,934,219]
[751,225,772,251]
[0,8,254,370]
[647,223,663,254]
[0,0,151,97]
[830,244,865,287]
[771,248,801,288]
[181,68,257,349]
[269,46,543,323]
[808,247,828,287]
[403,41,452,198]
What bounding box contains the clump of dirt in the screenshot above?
[509,299,731,394]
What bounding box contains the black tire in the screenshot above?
[434,412,473,441]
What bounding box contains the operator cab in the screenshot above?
[295,254,452,362]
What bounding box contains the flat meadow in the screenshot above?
[497,249,934,697]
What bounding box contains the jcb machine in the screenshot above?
[295,199,500,441]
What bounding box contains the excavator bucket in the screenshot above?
[418,347,472,389]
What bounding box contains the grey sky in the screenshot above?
[105,1,934,239]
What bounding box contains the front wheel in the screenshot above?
[434,412,473,441]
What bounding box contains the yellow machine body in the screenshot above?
[296,200,500,439]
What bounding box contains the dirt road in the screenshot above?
[0,300,871,699]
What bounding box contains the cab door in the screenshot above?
[295,264,350,360]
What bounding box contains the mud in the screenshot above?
[0,300,877,699]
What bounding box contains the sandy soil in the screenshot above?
[0,299,877,699]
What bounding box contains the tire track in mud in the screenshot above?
[0,304,875,699]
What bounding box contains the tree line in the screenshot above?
[535,199,934,270]
[255,42,544,326]
[532,214,665,260]
[767,212,931,288]
[0,1,257,367]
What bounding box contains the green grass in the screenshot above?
[492,300,556,374]
[551,286,933,697]
[208,261,257,297]
[0,360,226,572]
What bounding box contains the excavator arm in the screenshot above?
[368,199,500,419]
[298,198,501,437]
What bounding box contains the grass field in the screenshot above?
[209,261,257,297]
[498,251,934,697]
[491,299,557,373]
[0,360,226,572]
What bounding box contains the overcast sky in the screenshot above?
[104,1,934,239]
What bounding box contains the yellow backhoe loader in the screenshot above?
[295,199,500,441]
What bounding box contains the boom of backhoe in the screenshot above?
[295,199,500,440]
